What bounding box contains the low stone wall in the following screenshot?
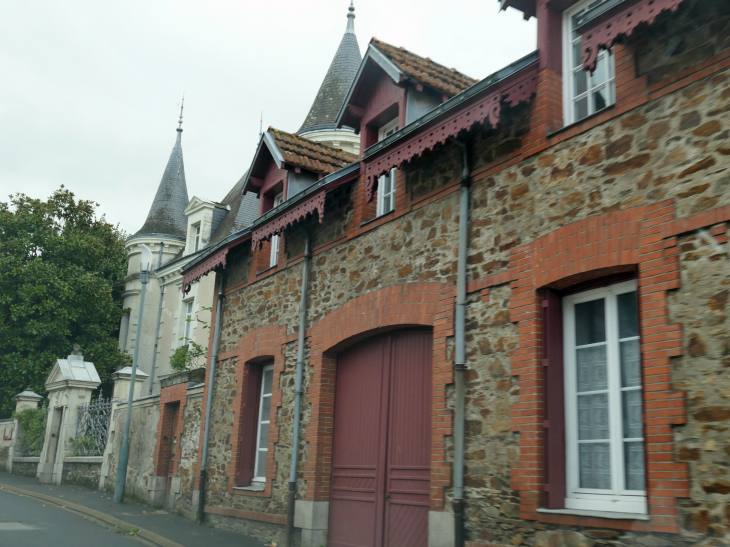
[100,395,160,504]
[62,457,103,489]
[11,457,39,478]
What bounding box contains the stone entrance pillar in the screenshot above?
[6,389,43,474]
[38,348,101,484]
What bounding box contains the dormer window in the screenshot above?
[376,118,399,217]
[563,0,615,125]
[194,224,201,252]
[269,193,284,268]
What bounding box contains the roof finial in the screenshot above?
[346,0,355,34]
[177,94,184,132]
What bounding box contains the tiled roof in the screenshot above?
[370,38,478,97]
[135,127,189,238]
[270,128,358,174]
[298,5,362,134]
[208,171,259,246]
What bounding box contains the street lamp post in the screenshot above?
[114,244,153,503]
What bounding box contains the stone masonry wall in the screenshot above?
[61,460,102,490]
[198,17,730,547]
[174,390,203,517]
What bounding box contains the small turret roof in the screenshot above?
[134,113,190,239]
[298,2,362,134]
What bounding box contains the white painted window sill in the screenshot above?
[537,508,649,520]
[233,483,265,492]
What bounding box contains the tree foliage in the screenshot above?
[0,188,128,417]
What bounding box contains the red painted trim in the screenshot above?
[182,248,228,295]
[581,0,687,72]
[363,63,539,203]
[251,189,326,250]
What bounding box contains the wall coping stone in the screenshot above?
[64,456,104,464]
[160,368,206,389]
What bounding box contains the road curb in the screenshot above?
[0,482,185,547]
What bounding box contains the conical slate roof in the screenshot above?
[135,123,189,238]
[298,3,362,135]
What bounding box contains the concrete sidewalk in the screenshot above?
[0,472,266,547]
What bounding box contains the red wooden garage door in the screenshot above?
[328,330,432,547]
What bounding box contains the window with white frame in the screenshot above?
[194,224,201,252]
[253,364,274,482]
[376,118,399,217]
[563,280,646,514]
[182,300,194,345]
[563,0,616,125]
[269,193,284,267]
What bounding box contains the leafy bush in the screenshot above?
[68,435,102,456]
[13,407,47,455]
[169,306,211,372]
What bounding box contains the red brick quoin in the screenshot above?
[509,202,688,533]
[154,382,190,477]
[303,282,457,510]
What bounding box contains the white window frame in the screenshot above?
[182,300,194,345]
[563,279,647,514]
[376,118,399,217]
[193,224,201,252]
[252,364,274,483]
[269,193,284,268]
[562,0,616,126]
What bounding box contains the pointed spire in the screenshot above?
[178,95,184,132]
[297,1,362,135]
[134,108,190,238]
[346,1,355,34]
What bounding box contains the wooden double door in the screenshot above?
[328,330,432,547]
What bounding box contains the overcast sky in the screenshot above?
[0,0,536,235]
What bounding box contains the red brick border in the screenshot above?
[153,382,189,477]
[303,282,456,509]
[224,324,289,499]
[508,202,689,533]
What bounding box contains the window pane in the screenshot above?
[624,441,645,491]
[575,298,606,345]
[258,419,270,448]
[260,396,271,423]
[622,390,643,439]
[573,40,582,68]
[574,70,588,97]
[262,368,273,394]
[256,450,267,478]
[577,345,608,391]
[578,393,610,440]
[575,97,588,121]
[591,55,607,87]
[579,442,611,489]
[383,194,391,214]
[593,87,607,112]
[620,339,641,388]
[618,291,638,338]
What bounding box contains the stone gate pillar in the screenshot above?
[38,348,100,484]
[6,388,43,474]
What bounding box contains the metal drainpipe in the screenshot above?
[197,271,225,524]
[453,139,470,547]
[285,229,312,547]
[148,242,166,395]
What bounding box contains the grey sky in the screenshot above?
[0,0,536,235]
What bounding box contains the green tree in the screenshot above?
[0,188,128,417]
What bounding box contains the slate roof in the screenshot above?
[298,4,362,134]
[270,128,358,174]
[208,171,260,246]
[370,38,478,97]
[135,127,189,238]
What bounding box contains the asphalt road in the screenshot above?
[0,488,144,547]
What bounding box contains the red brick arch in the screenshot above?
[509,202,688,532]
[304,281,456,508]
[225,325,288,499]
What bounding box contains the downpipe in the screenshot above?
[285,229,312,547]
[197,271,225,524]
[453,139,470,547]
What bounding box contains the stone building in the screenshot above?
[169,0,730,545]
[119,4,363,395]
